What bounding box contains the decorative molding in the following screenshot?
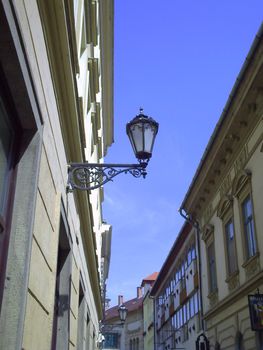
[225,271,240,292]
[247,103,257,113]
[234,144,249,175]
[219,174,232,198]
[239,120,248,127]
[232,168,252,197]
[225,133,240,142]
[208,289,218,308]
[242,253,260,280]
[203,203,213,225]
[216,195,233,219]
[201,224,214,242]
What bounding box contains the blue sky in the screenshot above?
[103,1,262,306]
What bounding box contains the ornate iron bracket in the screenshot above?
[67,162,148,192]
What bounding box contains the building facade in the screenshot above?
[0,0,113,349]
[150,222,202,350]
[141,272,158,350]
[103,289,145,350]
[180,24,263,349]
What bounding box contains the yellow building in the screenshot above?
[0,1,113,349]
[180,24,263,349]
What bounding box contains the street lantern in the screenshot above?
[67,108,159,191]
[126,108,159,162]
[118,304,128,323]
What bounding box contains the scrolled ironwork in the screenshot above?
[67,162,148,191]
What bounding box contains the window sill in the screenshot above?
[207,289,218,308]
[242,252,260,280]
[225,270,239,291]
[242,252,260,268]
[207,288,218,299]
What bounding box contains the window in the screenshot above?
[181,263,185,278]
[184,258,188,270]
[207,241,217,293]
[187,245,196,265]
[104,333,119,349]
[191,245,196,260]
[187,249,192,265]
[232,171,258,265]
[225,218,237,275]
[190,296,195,318]
[51,214,71,350]
[77,278,85,349]
[183,304,187,324]
[194,291,199,314]
[242,195,256,259]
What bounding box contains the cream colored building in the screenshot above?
[103,290,145,350]
[141,272,158,350]
[180,24,263,349]
[0,1,113,349]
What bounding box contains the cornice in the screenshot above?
[181,27,263,217]
[182,41,263,218]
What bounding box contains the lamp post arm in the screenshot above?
[67,162,148,192]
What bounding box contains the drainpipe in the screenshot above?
[179,207,205,332]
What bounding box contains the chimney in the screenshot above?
[118,295,124,306]
[137,287,142,299]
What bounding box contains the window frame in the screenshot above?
[206,238,217,295]
[224,216,238,276]
[241,194,257,259]
[233,171,258,264]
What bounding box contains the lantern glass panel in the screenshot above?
[118,305,128,322]
[144,123,156,153]
[130,123,144,153]
[127,128,137,155]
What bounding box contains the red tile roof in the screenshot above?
[141,272,158,286]
[105,297,143,321]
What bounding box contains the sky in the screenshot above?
[103,0,262,306]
